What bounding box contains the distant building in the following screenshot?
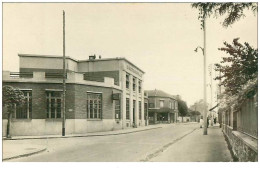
[145,89,178,124]
[2,54,146,136]
[190,99,209,120]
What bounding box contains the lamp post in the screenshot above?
[194,18,208,135]
[62,10,66,136]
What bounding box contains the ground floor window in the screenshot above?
[87,93,102,119]
[15,90,32,119]
[139,101,142,119]
[46,91,62,119]
[126,98,130,119]
[133,100,136,125]
[115,100,120,119]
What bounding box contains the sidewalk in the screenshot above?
[2,124,168,161]
[3,143,47,161]
[3,124,165,140]
[150,125,233,162]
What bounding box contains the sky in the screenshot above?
[2,3,257,107]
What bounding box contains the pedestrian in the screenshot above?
[207,117,209,128]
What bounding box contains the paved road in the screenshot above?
[150,126,233,162]
[8,123,199,162]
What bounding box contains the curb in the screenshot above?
[3,147,47,161]
[222,131,238,162]
[140,127,199,162]
[3,126,163,140]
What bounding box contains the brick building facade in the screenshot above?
[145,89,178,124]
[2,54,146,136]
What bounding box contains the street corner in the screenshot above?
[2,142,47,161]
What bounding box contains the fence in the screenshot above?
[235,94,258,138]
[222,93,258,139]
[10,72,33,78]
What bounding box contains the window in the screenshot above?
[115,100,120,119]
[15,90,32,119]
[133,100,136,125]
[138,80,142,93]
[133,77,136,91]
[46,91,62,119]
[149,103,155,108]
[87,93,102,119]
[126,74,130,89]
[139,101,142,119]
[126,98,130,119]
[160,100,164,108]
[144,103,148,120]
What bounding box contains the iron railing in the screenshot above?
[10,72,33,78]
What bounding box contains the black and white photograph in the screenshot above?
[1,1,258,167]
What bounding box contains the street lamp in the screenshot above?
[194,8,208,135]
[194,44,208,135]
[194,46,204,54]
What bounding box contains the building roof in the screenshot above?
[18,54,78,62]
[79,57,145,74]
[18,54,145,73]
[145,89,176,100]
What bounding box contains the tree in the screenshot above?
[214,38,258,96]
[188,109,201,122]
[2,85,25,138]
[177,99,188,122]
[191,2,257,28]
[190,110,201,116]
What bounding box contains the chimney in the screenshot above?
[89,54,96,61]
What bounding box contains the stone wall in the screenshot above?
[222,124,258,162]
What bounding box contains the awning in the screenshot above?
[209,104,219,111]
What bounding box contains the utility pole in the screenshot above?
[209,64,213,126]
[210,64,213,126]
[203,17,208,135]
[218,70,222,127]
[62,10,66,136]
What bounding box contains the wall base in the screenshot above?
[2,118,127,137]
[222,124,258,162]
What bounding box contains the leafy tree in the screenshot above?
[177,99,188,122]
[191,2,257,28]
[190,110,201,116]
[188,110,201,122]
[214,38,258,96]
[2,85,25,138]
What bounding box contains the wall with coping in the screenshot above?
[3,71,120,90]
[222,117,258,162]
[2,118,122,136]
[223,125,258,162]
[19,56,78,72]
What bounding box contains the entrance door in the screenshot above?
[133,100,136,127]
